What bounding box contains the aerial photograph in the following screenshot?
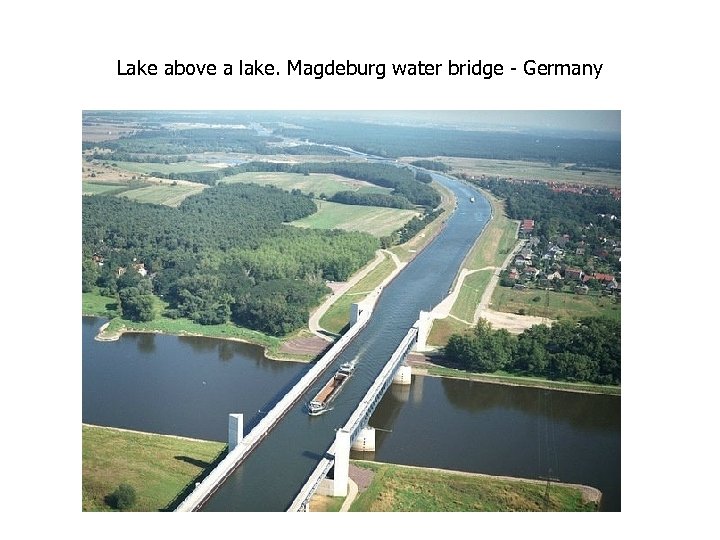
[82,110,621,512]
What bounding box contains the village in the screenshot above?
[500,215,621,298]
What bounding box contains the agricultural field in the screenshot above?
[401,156,621,187]
[82,123,140,142]
[491,287,621,321]
[221,171,392,198]
[119,183,206,207]
[82,182,131,196]
[82,425,225,512]
[291,200,419,237]
[110,161,220,175]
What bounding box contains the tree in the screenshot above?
[107,483,136,510]
[119,287,156,322]
[82,258,99,292]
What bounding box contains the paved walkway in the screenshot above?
[339,479,358,512]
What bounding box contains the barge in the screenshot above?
[307,361,356,416]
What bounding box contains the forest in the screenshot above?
[273,120,621,169]
[82,183,379,335]
[444,318,620,385]
[473,178,620,236]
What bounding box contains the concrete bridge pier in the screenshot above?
[351,426,376,452]
[349,302,364,325]
[228,413,243,450]
[332,429,351,497]
[392,364,412,385]
[414,310,433,351]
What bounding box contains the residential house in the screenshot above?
[520,219,535,236]
[564,267,584,280]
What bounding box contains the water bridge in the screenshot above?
[174,170,490,512]
[176,297,428,512]
[287,323,419,511]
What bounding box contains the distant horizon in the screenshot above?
[85,110,621,138]
[266,110,621,137]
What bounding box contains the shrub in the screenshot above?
[107,483,137,510]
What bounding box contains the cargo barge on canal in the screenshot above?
[307,361,356,416]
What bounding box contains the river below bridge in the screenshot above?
[82,174,620,511]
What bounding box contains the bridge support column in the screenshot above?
[414,310,432,351]
[349,302,363,325]
[351,427,376,452]
[392,364,412,385]
[228,413,243,451]
[333,429,351,497]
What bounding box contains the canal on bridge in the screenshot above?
[200,174,491,511]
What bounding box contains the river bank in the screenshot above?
[408,353,621,396]
[83,424,600,512]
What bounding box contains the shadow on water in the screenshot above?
[161,447,229,512]
[300,449,326,461]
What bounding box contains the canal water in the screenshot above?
[82,174,620,511]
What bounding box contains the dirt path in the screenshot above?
[308,249,401,339]
[471,238,554,333]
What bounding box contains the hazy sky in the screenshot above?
[297,110,620,134]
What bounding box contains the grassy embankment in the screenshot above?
[427,190,518,345]
[314,461,598,512]
[415,358,621,395]
[400,156,621,188]
[82,425,226,512]
[318,253,397,335]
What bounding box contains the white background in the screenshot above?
[2,0,716,536]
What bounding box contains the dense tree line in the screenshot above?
[93,127,281,156]
[329,191,413,209]
[473,178,620,241]
[274,120,621,169]
[83,183,379,334]
[410,160,450,172]
[380,208,444,248]
[444,318,620,385]
[414,171,433,183]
